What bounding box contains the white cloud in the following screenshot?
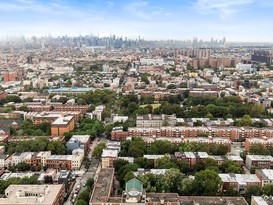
[193,0,254,18]
[125,0,168,20]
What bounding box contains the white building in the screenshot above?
[236,63,256,72]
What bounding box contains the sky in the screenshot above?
[1,0,273,42]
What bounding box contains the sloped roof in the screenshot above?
[125,178,143,192]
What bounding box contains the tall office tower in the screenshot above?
[27,56,33,64]
[223,37,226,45]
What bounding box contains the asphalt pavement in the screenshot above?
[64,137,100,205]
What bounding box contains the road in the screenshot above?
[64,137,100,205]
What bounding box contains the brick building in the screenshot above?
[0,184,65,205]
[219,173,261,192]
[51,116,75,136]
[174,152,209,167]
[245,155,273,169]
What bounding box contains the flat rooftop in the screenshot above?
[101,149,118,158]
[48,87,95,93]
[90,168,114,203]
[247,155,273,161]
[0,184,63,205]
[51,116,74,125]
[179,196,248,205]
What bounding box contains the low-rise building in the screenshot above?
[245,155,273,169]
[113,116,129,123]
[251,196,273,205]
[174,152,209,167]
[66,135,90,155]
[245,137,273,151]
[255,169,273,186]
[136,114,176,128]
[87,105,105,121]
[219,173,261,192]
[90,168,115,205]
[0,184,65,205]
[111,127,129,140]
[101,149,118,168]
[51,116,75,136]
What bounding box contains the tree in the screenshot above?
[78,190,90,202]
[262,184,273,196]
[224,186,240,196]
[146,140,174,155]
[92,142,106,160]
[236,115,252,127]
[118,163,139,188]
[16,162,31,172]
[220,160,243,174]
[86,177,94,189]
[167,84,176,89]
[245,186,262,204]
[127,138,146,158]
[114,159,129,172]
[18,106,30,112]
[76,200,87,205]
[155,156,178,169]
[141,75,150,84]
[249,144,270,155]
[47,141,66,155]
[124,171,135,182]
[192,169,222,196]
[134,157,153,169]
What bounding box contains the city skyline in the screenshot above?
[1,0,273,42]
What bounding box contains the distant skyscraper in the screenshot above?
[223,37,226,44]
[27,56,33,64]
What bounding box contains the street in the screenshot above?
[64,137,100,205]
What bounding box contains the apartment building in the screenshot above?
[0,184,65,205]
[101,149,118,168]
[251,196,273,205]
[30,112,81,124]
[245,155,273,169]
[245,137,273,151]
[66,135,90,155]
[111,127,129,140]
[53,104,89,114]
[255,169,273,186]
[51,116,75,136]
[219,174,261,192]
[9,151,83,170]
[174,152,209,167]
[136,114,176,128]
[90,168,115,205]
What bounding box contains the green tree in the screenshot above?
[92,142,106,160]
[236,115,252,127]
[220,160,243,174]
[167,84,176,89]
[18,106,30,112]
[155,156,178,169]
[262,184,273,196]
[192,169,222,196]
[134,157,153,169]
[76,200,87,205]
[78,190,90,202]
[47,141,66,155]
[86,177,94,190]
[114,159,129,172]
[245,186,262,204]
[15,162,31,172]
[127,138,146,158]
[147,140,174,155]
[124,171,135,182]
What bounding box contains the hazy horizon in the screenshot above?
[1,0,273,42]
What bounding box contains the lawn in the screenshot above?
[139,104,161,109]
